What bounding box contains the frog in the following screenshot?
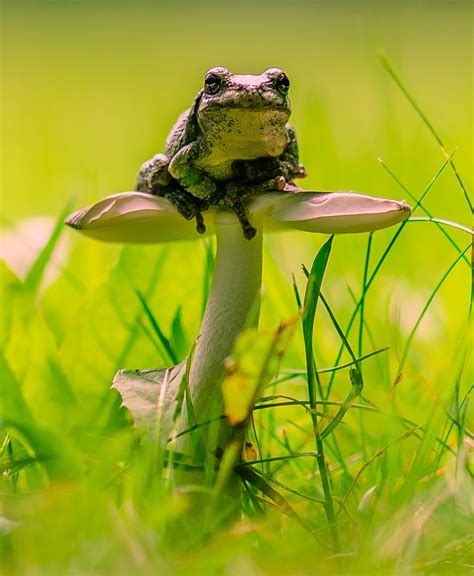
[136,66,306,239]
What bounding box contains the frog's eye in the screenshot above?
[275,73,290,96]
[204,73,222,95]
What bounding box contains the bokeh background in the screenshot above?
[3,1,471,220]
[2,0,471,371]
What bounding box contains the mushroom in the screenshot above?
[65,186,411,490]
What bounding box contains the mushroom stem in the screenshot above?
[175,212,263,492]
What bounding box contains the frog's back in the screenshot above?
[164,109,192,156]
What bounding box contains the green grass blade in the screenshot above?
[302,235,340,550]
[24,203,72,294]
[319,292,359,368]
[316,292,364,439]
[407,217,473,235]
[336,426,421,517]
[394,243,470,381]
[171,305,189,359]
[291,272,302,310]
[326,158,450,396]
[358,233,373,357]
[114,248,168,370]
[301,264,328,403]
[379,52,472,212]
[137,319,169,364]
[135,290,178,365]
[379,156,470,266]
[236,464,327,545]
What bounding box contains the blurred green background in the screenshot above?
[2,0,471,366]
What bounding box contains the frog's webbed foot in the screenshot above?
[232,157,279,181]
[232,158,291,190]
[154,185,208,235]
[265,175,287,190]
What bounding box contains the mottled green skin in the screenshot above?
[136,67,306,239]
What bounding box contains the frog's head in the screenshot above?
[196,67,292,155]
[199,66,291,112]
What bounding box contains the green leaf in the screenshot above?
[112,360,187,444]
[0,351,80,480]
[222,322,295,426]
[59,241,205,427]
[0,350,36,439]
[0,262,75,430]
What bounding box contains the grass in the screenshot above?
[1,2,472,574]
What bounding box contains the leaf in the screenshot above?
[0,350,37,442]
[24,203,72,294]
[0,262,75,430]
[112,360,187,444]
[222,322,295,426]
[0,351,81,480]
[59,241,205,427]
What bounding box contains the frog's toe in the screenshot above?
[195,212,206,234]
[173,194,207,232]
[267,176,287,190]
[243,224,257,240]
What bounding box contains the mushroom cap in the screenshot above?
[64,187,411,243]
[260,189,412,233]
[64,192,206,243]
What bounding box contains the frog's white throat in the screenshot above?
[196,109,290,178]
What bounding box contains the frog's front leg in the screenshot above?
[136,154,207,234]
[281,125,307,180]
[168,142,217,199]
[213,182,258,240]
[155,185,207,234]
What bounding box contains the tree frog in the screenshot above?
[136,66,306,239]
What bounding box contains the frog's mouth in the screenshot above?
[201,101,289,112]
[200,89,291,112]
